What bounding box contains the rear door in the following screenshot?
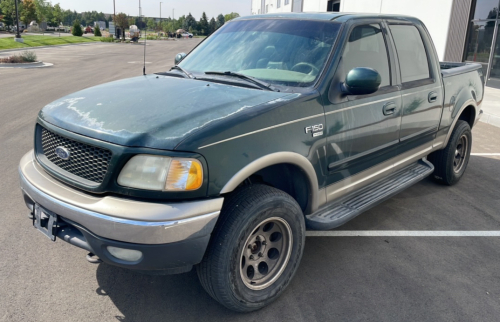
[323,20,402,202]
[387,22,444,150]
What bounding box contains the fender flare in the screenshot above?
[220,152,319,213]
[443,99,477,147]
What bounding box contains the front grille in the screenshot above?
[40,127,112,184]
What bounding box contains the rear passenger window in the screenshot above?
[389,25,431,83]
[342,24,391,87]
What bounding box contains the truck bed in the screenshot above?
[440,62,482,78]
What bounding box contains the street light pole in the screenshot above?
[14,0,21,38]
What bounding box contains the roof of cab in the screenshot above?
[234,12,415,23]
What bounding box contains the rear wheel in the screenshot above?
[197,184,305,312]
[429,120,472,185]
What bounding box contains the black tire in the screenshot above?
[197,184,305,312]
[428,120,472,185]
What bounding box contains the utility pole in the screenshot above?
[14,0,21,39]
[113,0,116,38]
[160,2,162,31]
[173,8,174,20]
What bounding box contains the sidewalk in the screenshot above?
[481,86,500,128]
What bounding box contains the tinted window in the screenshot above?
[342,24,391,87]
[390,25,430,83]
[179,19,341,87]
[473,0,499,20]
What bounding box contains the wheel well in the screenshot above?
[458,105,475,129]
[234,163,310,213]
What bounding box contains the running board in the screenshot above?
[306,159,434,230]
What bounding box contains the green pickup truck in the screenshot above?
[19,13,483,311]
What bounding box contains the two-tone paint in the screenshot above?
[33,13,483,221]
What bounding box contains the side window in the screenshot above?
[342,24,391,87]
[389,25,430,83]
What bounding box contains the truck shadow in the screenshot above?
[94,155,500,321]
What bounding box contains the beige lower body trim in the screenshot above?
[324,142,438,204]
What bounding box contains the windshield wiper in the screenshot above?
[204,71,279,92]
[170,65,195,79]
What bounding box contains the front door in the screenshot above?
[323,22,402,202]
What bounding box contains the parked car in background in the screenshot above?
[175,29,193,38]
[84,26,94,34]
[18,13,483,313]
[0,23,5,31]
[12,25,26,33]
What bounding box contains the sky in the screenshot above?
[53,0,251,20]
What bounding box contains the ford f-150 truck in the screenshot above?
[19,13,484,312]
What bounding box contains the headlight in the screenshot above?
[117,155,203,191]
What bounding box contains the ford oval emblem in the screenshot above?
[55,146,70,160]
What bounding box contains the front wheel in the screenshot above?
[429,120,472,185]
[197,184,305,312]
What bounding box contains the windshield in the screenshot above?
[178,19,341,87]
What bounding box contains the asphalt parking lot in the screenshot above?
[1,40,500,322]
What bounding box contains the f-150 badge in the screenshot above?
[305,124,324,137]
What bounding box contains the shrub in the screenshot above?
[94,25,102,37]
[72,20,83,36]
[21,51,37,62]
[0,51,37,63]
[100,35,114,42]
[0,56,23,63]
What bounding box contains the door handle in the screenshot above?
[383,102,396,116]
[428,91,438,103]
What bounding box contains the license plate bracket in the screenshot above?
[33,204,58,241]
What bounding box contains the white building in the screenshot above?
[251,0,340,15]
[94,21,106,30]
[251,0,500,88]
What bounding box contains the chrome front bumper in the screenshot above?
[19,151,223,245]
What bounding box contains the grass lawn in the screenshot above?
[0,35,99,50]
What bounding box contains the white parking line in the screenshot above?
[306,231,500,237]
[471,153,500,156]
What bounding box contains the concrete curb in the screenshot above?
[479,112,500,128]
[0,41,105,54]
[0,61,43,67]
[0,61,53,68]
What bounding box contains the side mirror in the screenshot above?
[341,67,381,95]
[175,53,187,65]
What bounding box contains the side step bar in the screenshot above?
[306,159,434,230]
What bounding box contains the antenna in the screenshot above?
[143,23,147,75]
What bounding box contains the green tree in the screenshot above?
[128,16,135,28]
[51,4,62,27]
[34,0,50,23]
[115,12,129,40]
[0,0,18,27]
[146,17,156,30]
[224,12,240,22]
[209,17,216,34]
[199,11,208,35]
[72,19,82,36]
[216,14,225,28]
[94,24,101,36]
[182,13,196,32]
[21,0,37,26]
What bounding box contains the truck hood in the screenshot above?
[39,75,291,150]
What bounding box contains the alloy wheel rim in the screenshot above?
[239,217,293,291]
[453,134,468,173]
